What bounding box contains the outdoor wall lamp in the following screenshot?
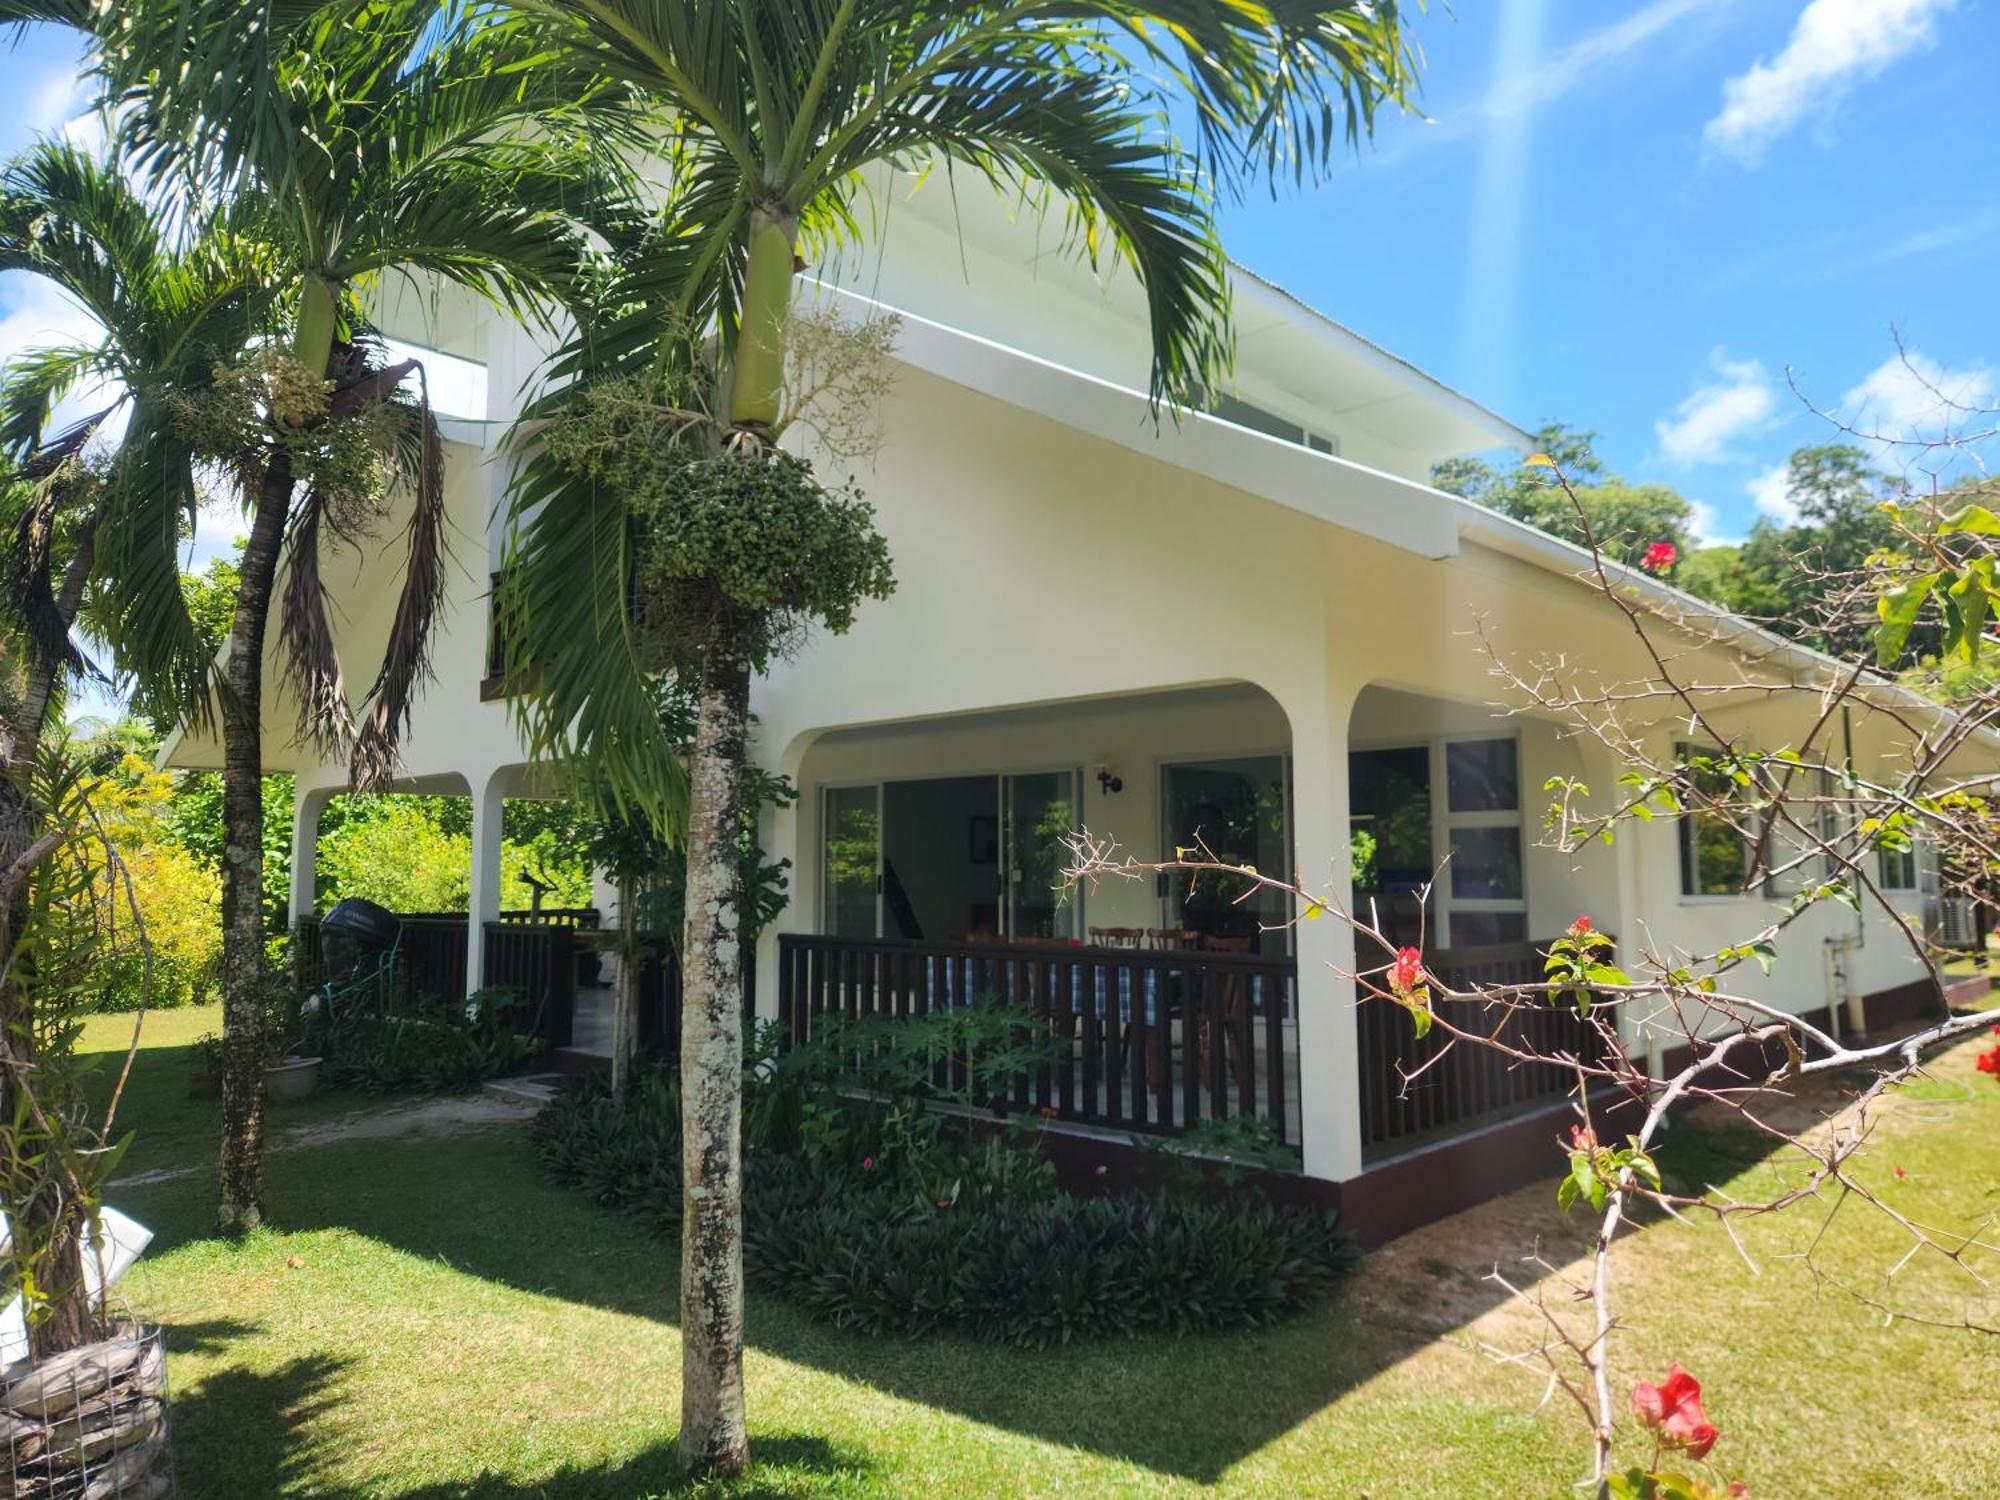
[1095,766,1124,796]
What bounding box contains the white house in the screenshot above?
[164,178,1984,1243]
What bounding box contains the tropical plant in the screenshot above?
[9,0,618,1236]
[480,2,1420,1472]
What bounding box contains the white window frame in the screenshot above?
[1433,733,1528,949]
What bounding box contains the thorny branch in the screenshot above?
[1062,402,2000,1492]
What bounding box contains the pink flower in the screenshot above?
[1641,541,1678,574]
[1569,1124,1597,1153]
[1725,1484,1749,1499]
[1567,914,1594,939]
[1094,1164,1109,1178]
[861,1156,875,1173]
[1388,947,1425,998]
[1631,1364,1719,1460]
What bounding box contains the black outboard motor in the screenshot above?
[318,898,404,1015]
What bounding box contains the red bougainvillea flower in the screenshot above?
[1894,1165,1907,1179]
[861,1156,875,1173]
[1641,541,1678,573]
[1568,914,1594,938]
[1976,1043,2000,1079]
[1569,1124,1598,1152]
[1389,946,1425,997]
[1632,1364,1719,1460]
[1726,1484,1750,1499]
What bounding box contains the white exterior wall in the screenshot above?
[173,198,1974,1186]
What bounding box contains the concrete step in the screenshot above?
[482,1073,562,1107]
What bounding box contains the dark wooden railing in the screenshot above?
[776,933,1302,1151]
[483,920,576,1051]
[294,912,577,1059]
[1358,938,1614,1161]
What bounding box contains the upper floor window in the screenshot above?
[1206,393,1339,457]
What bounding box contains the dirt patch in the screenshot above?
[117,1094,536,1188]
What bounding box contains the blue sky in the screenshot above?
[1215,0,2000,541]
[2,1,1995,550]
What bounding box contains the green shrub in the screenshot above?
[306,983,537,1094]
[532,1072,1359,1348]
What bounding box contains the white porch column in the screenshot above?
[1289,689,1362,1183]
[466,770,507,993]
[288,782,336,923]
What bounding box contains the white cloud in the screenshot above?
[1841,351,1995,438]
[1654,351,1779,467]
[1684,497,1739,547]
[1704,0,1956,165]
[1747,463,1798,524]
[0,275,120,440]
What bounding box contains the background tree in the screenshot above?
[25,0,615,1236]
[488,1,1423,1475]
[1433,420,1700,568]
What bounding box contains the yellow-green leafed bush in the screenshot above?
[318,800,471,914]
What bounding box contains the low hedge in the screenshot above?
[532,1078,1360,1347]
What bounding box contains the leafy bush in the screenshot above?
[532,1066,1359,1348]
[305,983,537,1094]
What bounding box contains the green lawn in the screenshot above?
[87,1008,2000,1497]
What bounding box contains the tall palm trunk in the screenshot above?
[216,276,335,1237]
[677,655,751,1479]
[215,452,293,1237]
[677,200,796,1478]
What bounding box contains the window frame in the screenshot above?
[1675,742,1756,900]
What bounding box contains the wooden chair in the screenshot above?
[1146,927,1198,950]
[1087,926,1144,948]
[1200,935,1253,1084]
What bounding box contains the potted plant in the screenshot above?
[262,978,324,1102]
[188,1031,224,1098]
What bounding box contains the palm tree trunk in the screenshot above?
[215,452,294,1238]
[677,655,751,1479]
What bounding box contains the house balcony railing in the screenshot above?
[777,932,1613,1167]
[1357,937,1616,1162]
[776,933,1303,1152]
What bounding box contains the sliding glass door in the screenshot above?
[1003,770,1080,940]
[820,769,1079,942]
[1160,755,1291,953]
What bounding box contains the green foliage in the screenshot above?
[76,733,222,1009]
[541,383,896,675]
[1433,423,1699,569]
[305,983,538,1095]
[1556,1130,1660,1216]
[316,799,472,913]
[0,741,141,1336]
[533,1070,1359,1349]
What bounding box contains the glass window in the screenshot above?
[1447,910,1529,947]
[821,786,880,937]
[1677,747,1749,896]
[1878,843,1918,892]
[1348,746,1432,949]
[1161,756,1290,953]
[1446,738,1519,814]
[1449,826,1524,901]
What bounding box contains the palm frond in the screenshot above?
[276,486,355,758]
[349,363,448,792]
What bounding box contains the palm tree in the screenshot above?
[0,138,263,1349]
[13,0,616,1235]
[484,2,1422,1476]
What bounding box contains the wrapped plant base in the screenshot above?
[2,1326,171,1498]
